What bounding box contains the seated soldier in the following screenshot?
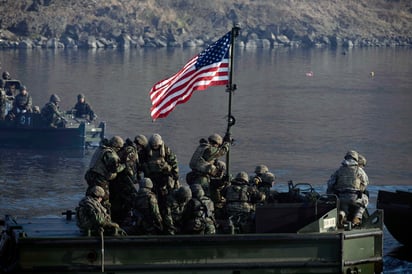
[76,186,125,236]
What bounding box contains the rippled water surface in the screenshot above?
[0,47,411,272]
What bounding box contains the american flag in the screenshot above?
[149,31,232,120]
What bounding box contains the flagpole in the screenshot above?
[225,24,240,179]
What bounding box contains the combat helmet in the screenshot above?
[262,172,275,184]
[208,133,223,146]
[358,154,367,167]
[149,133,163,147]
[345,150,359,162]
[140,178,153,189]
[175,186,192,203]
[89,186,105,198]
[77,93,85,100]
[235,171,249,183]
[254,164,269,175]
[110,136,124,150]
[50,94,61,103]
[134,134,148,147]
[190,184,204,199]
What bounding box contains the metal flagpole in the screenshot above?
[225,24,240,179]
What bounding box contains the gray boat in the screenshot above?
[0,183,383,274]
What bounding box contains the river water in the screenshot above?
[0,46,411,272]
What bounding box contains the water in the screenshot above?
[0,47,411,272]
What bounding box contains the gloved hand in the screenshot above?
[162,163,172,173]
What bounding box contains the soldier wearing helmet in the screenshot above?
[40,94,66,128]
[181,184,216,235]
[133,178,163,235]
[9,85,32,116]
[326,150,369,227]
[162,186,192,235]
[188,132,231,196]
[76,186,124,236]
[71,93,96,121]
[85,136,126,213]
[133,134,148,175]
[142,133,179,212]
[257,172,276,202]
[249,164,270,187]
[223,171,266,233]
[2,71,11,80]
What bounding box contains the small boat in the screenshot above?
[0,112,105,150]
[377,189,412,246]
[0,183,384,274]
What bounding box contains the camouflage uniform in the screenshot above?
[85,137,125,213]
[11,86,32,115]
[257,172,276,203]
[40,94,66,128]
[181,184,216,235]
[76,186,122,236]
[209,160,230,219]
[133,178,163,235]
[110,138,140,223]
[327,150,369,225]
[0,86,6,120]
[72,93,96,121]
[188,134,230,196]
[142,134,179,211]
[224,172,266,233]
[162,186,192,235]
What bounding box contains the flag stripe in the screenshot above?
[149,31,231,120]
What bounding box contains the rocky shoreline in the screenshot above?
[1,29,411,50]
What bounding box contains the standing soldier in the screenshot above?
[257,172,276,203]
[134,178,163,235]
[85,136,125,213]
[0,81,6,120]
[224,171,266,233]
[181,184,216,235]
[188,133,231,196]
[326,150,369,226]
[110,138,139,223]
[75,186,124,236]
[134,134,149,179]
[142,133,179,211]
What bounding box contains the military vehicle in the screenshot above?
[0,182,383,274]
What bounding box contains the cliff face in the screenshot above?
[1,0,411,47]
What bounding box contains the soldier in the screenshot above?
[9,85,32,117]
[0,81,6,120]
[326,150,369,226]
[188,133,231,196]
[162,186,192,235]
[109,138,140,223]
[85,136,125,213]
[257,172,276,203]
[209,160,230,219]
[75,186,124,236]
[133,178,163,235]
[181,184,216,235]
[134,134,149,179]
[142,133,179,211]
[223,171,266,233]
[40,94,66,128]
[71,93,96,121]
[249,164,269,187]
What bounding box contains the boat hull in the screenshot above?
[0,208,383,274]
[0,113,105,150]
[377,189,412,246]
